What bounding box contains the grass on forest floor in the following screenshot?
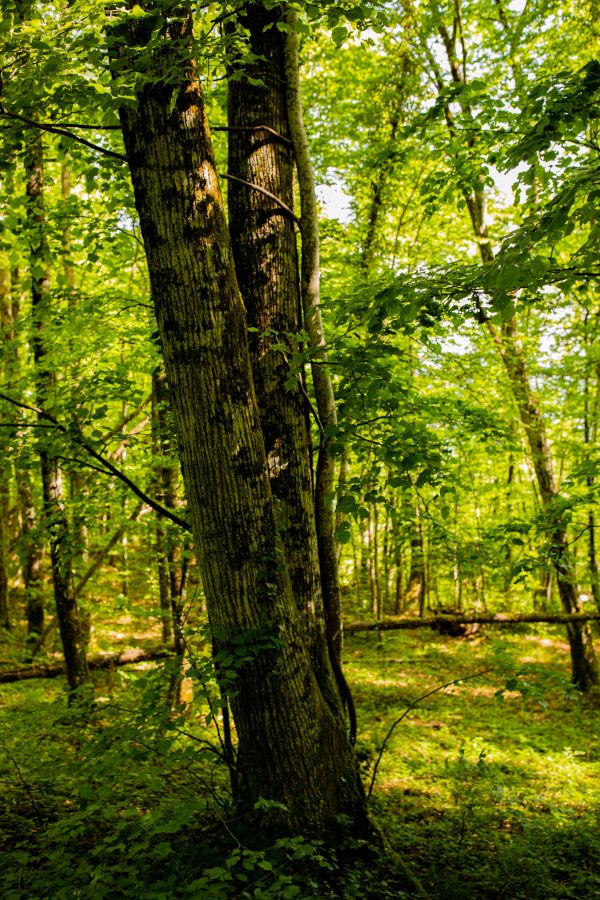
[348,627,600,900]
[1,625,599,899]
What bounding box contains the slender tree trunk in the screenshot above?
[1,265,44,639]
[0,267,12,629]
[283,12,344,663]
[583,313,600,608]
[152,370,174,646]
[17,464,44,643]
[430,19,599,689]
[492,320,598,688]
[110,7,367,832]
[0,460,9,629]
[26,136,88,692]
[62,163,89,577]
[404,502,425,609]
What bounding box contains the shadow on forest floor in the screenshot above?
[0,627,599,898]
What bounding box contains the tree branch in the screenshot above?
[218,172,300,225]
[368,669,492,800]
[0,390,190,531]
[213,124,292,145]
[0,107,127,162]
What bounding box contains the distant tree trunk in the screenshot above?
[1,264,44,639]
[404,502,425,609]
[583,311,600,609]
[26,136,88,692]
[429,21,598,689]
[111,7,367,832]
[152,371,174,646]
[493,320,598,688]
[0,461,9,630]
[61,163,89,578]
[369,504,383,647]
[0,267,12,629]
[151,369,190,707]
[336,448,351,566]
[382,504,391,612]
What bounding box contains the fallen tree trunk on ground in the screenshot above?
[0,646,173,684]
[345,613,600,634]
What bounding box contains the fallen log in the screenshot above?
[0,646,173,684]
[345,612,600,634]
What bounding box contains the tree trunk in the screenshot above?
[431,19,599,689]
[493,320,599,688]
[0,267,12,629]
[110,7,367,832]
[283,12,344,663]
[404,502,425,609]
[345,611,600,634]
[152,370,174,646]
[226,3,338,707]
[26,136,88,692]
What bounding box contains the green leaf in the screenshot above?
[332,25,349,46]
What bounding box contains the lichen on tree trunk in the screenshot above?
[110,4,367,832]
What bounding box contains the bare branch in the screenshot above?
[0,107,127,162]
[219,172,300,225]
[0,390,190,531]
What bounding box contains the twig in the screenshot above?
[367,669,492,800]
[0,736,45,825]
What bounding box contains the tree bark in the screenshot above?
[226,3,338,708]
[110,6,367,832]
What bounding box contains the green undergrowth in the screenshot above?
[1,627,599,898]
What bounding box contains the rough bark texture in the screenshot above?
[283,12,343,662]
[227,2,339,711]
[110,8,367,831]
[26,137,88,691]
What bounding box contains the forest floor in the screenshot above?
[1,624,599,899]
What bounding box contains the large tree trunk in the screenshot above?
[110,6,367,832]
[26,136,88,692]
[227,1,341,714]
